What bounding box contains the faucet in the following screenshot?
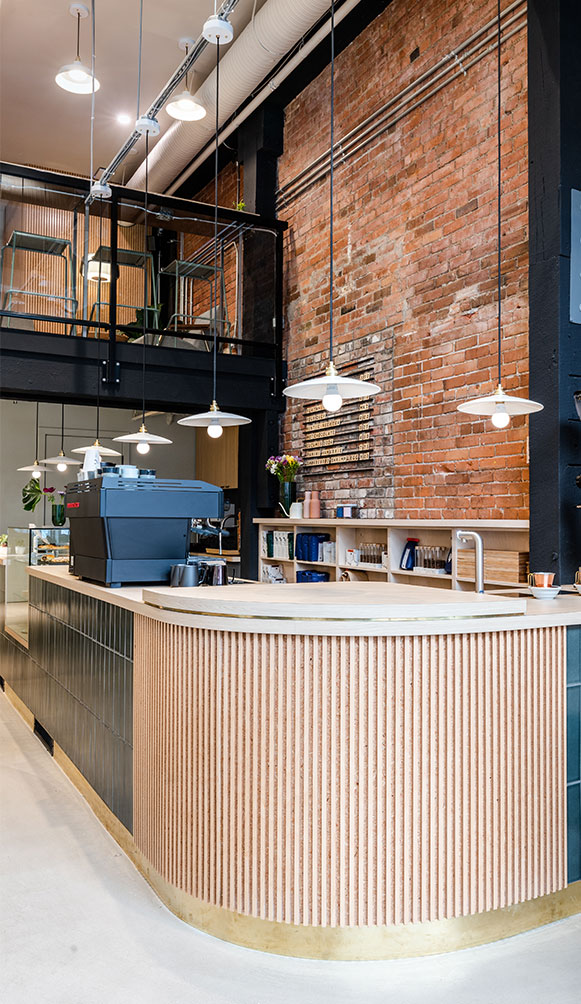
[456,530,484,594]
[217,514,237,555]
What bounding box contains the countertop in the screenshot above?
[25,565,581,636]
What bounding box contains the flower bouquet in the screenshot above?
[265,454,303,516]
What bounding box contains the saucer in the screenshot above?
[529,585,560,600]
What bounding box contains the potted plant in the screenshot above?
[21,481,66,526]
[265,454,303,516]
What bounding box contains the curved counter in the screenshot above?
[2,567,580,959]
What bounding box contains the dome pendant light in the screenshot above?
[55,4,100,94]
[41,403,82,471]
[457,0,542,427]
[283,0,380,413]
[166,39,206,121]
[115,2,171,456]
[18,402,50,479]
[178,14,250,440]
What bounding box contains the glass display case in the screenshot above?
[4,526,70,644]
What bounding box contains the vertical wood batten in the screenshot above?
[133,619,567,929]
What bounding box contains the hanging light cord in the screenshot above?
[89,0,96,186]
[329,0,335,364]
[136,0,144,120]
[76,11,81,61]
[61,402,65,452]
[142,132,149,425]
[213,38,221,404]
[496,0,502,387]
[35,402,39,461]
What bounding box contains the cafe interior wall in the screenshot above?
[0,400,196,532]
[278,0,530,520]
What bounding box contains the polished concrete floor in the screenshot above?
[1,690,580,1004]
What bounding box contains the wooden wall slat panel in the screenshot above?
[133,620,567,928]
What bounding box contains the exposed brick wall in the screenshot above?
[278,0,529,520]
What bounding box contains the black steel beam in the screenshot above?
[528,0,581,583]
[0,330,284,415]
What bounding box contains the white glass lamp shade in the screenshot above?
[283,363,380,410]
[41,452,82,468]
[177,401,251,430]
[18,460,50,478]
[166,89,206,121]
[113,425,172,447]
[71,439,121,457]
[457,384,544,421]
[55,59,100,94]
[86,258,111,283]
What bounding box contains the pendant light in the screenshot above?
[283,0,380,413]
[73,12,121,461]
[55,3,100,94]
[178,11,251,440]
[18,403,50,479]
[41,403,82,471]
[114,0,172,457]
[457,0,542,428]
[166,40,206,121]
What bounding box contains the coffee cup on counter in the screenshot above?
[528,572,555,588]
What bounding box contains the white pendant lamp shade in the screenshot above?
[114,424,173,455]
[457,384,544,428]
[55,58,100,93]
[71,439,121,457]
[18,461,50,479]
[284,362,380,413]
[178,401,251,439]
[456,1,542,426]
[55,5,99,94]
[282,3,379,414]
[41,450,82,472]
[166,89,206,121]
[86,257,111,282]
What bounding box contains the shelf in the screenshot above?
[261,556,294,563]
[295,559,336,568]
[392,568,451,579]
[339,562,387,572]
[456,575,524,588]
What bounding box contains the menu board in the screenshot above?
[302,361,375,473]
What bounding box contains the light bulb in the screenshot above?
[69,66,88,82]
[136,441,150,455]
[322,384,343,412]
[166,91,206,121]
[57,462,68,472]
[207,421,223,439]
[32,469,42,480]
[491,407,510,429]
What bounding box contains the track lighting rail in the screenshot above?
[86,0,240,205]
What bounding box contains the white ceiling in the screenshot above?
[0,0,266,182]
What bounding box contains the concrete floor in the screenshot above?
[1,691,580,1004]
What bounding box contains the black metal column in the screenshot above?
[529,0,581,583]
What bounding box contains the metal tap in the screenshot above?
[456,530,484,594]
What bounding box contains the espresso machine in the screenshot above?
[66,472,223,587]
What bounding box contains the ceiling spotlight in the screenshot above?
[55,4,100,94]
[117,112,131,125]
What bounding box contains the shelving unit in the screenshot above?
[255,517,530,589]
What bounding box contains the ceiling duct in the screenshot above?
[127,0,334,196]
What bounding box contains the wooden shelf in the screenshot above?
[392,568,451,579]
[257,519,530,594]
[295,559,336,568]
